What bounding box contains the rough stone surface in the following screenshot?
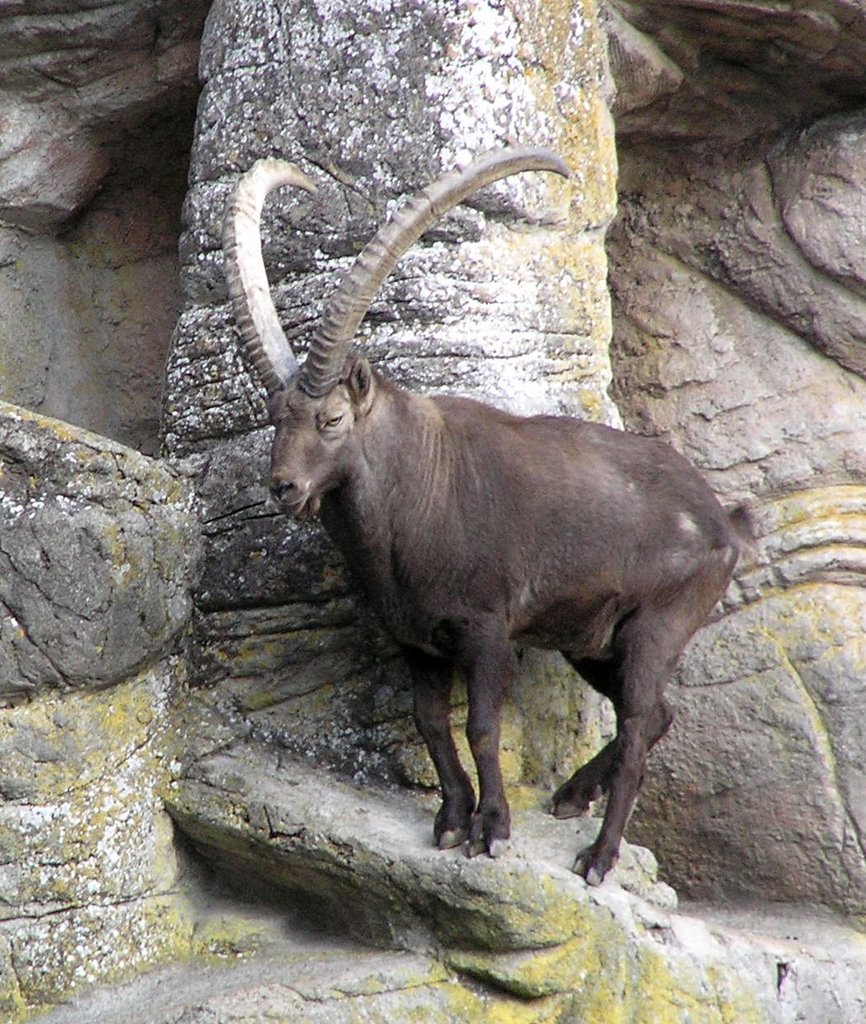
[604,0,866,141]
[0,405,203,1019]
[646,569,866,914]
[0,0,208,230]
[0,2,205,454]
[32,948,520,1024]
[0,662,186,1018]
[28,903,866,1024]
[0,402,200,698]
[163,0,621,808]
[23,741,866,1022]
[161,737,866,1023]
[606,3,866,916]
[163,0,618,455]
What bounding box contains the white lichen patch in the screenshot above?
[0,491,26,520]
[432,13,554,185]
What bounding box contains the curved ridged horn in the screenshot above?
[223,159,317,397]
[298,145,571,398]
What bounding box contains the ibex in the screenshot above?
[223,147,749,885]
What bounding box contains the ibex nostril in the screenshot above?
[271,480,295,502]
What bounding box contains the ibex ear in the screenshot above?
[345,355,374,415]
[266,385,289,424]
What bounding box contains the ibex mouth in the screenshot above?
[286,493,322,521]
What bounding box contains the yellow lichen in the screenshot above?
[0,664,198,1019]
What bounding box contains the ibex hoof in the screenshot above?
[465,817,511,859]
[438,828,468,850]
[487,837,511,859]
[465,837,510,859]
[466,836,486,859]
[552,781,603,819]
[585,866,604,887]
[572,845,616,886]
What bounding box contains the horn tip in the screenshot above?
[510,144,572,180]
[244,158,318,196]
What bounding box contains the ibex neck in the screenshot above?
[358,379,451,520]
[319,378,453,613]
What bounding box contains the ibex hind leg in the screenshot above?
[551,738,617,819]
[557,545,732,886]
[557,643,675,886]
[551,656,626,819]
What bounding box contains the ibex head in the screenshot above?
[265,354,375,520]
[223,148,570,517]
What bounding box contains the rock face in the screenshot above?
[163,0,620,810]
[3,0,866,1021]
[0,403,202,1017]
[605,0,866,916]
[0,0,207,231]
[0,404,197,696]
[0,1,208,454]
[32,736,866,1024]
[164,0,618,453]
[605,0,866,143]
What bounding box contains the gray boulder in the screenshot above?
[0,402,199,698]
[0,403,203,1016]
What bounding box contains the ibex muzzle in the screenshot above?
[224,147,750,886]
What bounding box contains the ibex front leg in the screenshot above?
[408,649,476,849]
[462,621,513,858]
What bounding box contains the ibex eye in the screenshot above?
[323,414,344,429]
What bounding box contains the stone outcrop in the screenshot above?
[604,0,866,142]
[31,736,866,1023]
[0,1,208,454]
[164,0,618,453]
[163,744,866,1023]
[0,403,202,1018]
[0,0,208,231]
[0,403,198,696]
[604,0,866,918]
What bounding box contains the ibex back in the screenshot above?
[223,147,749,885]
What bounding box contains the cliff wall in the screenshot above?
[1,1,866,1020]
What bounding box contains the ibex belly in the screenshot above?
[513,590,627,660]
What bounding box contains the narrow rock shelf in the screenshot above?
[33,739,863,1023]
